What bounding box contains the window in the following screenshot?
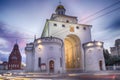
[61,11,63,15]
[83,27,86,30]
[88,49,92,52]
[12,56,17,60]
[38,57,41,67]
[58,12,60,15]
[76,26,79,29]
[60,58,62,67]
[66,20,69,23]
[54,23,57,26]
[99,60,103,70]
[62,24,65,27]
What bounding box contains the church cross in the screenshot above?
[59,0,61,5]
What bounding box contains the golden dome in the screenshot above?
[56,5,65,11]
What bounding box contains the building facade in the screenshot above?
[110,39,120,56]
[25,37,65,73]
[83,41,106,71]
[0,61,8,70]
[8,43,22,70]
[25,4,106,73]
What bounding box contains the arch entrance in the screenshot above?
[49,60,54,73]
[64,34,82,69]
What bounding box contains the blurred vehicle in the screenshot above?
[3,72,12,76]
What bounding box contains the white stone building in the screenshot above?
[110,39,120,56]
[25,4,106,73]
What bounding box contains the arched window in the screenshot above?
[99,60,103,70]
[38,57,41,67]
[66,20,69,23]
[12,56,17,60]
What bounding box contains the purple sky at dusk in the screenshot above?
[0,0,120,63]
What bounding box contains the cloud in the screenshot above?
[0,38,8,48]
[106,18,120,31]
[0,50,9,54]
[0,22,27,62]
[0,51,9,62]
[102,18,120,41]
[0,22,24,48]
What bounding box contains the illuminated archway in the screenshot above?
[64,34,82,69]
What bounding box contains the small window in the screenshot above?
[60,58,62,67]
[12,56,17,60]
[99,60,103,70]
[62,24,65,27]
[88,49,92,52]
[66,20,69,23]
[76,26,79,29]
[58,12,60,15]
[83,27,86,30]
[54,23,57,26]
[38,57,41,67]
[38,48,41,51]
[61,11,63,15]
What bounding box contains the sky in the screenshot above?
[0,0,120,63]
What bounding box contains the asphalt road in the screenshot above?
[1,71,120,80]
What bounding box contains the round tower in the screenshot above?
[83,41,106,71]
[25,37,65,73]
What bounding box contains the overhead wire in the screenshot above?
[84,7,120,23]
[1,1,120,39]
[0,36,34,39]
[80,0,120,22]
[50,1,120,36]
[51,27,70,36]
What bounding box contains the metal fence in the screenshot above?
[106,66,120,70]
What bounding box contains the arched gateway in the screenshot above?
[64,34,82,69]
[25,3,106,73]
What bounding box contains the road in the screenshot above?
[0,71,120,80]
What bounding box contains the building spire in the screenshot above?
[56,0,66,15]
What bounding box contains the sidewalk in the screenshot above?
[22,70,120,78]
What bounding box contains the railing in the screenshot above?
[106,66,120,70]
[0,70,25,74]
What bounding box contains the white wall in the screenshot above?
[25,49,34,72]
[46,20,92,70]
[84,42,106,71]
[51,14,78,24]
[33,38,64,73]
